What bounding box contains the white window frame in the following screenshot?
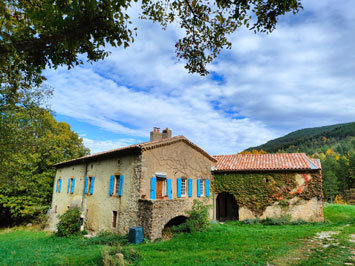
[181,179,186,197]
[200,179,204,196]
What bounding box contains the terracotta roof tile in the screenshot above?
[213,153,321,172]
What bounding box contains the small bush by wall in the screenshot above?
[173,199,211,233]
[56,207,81,237]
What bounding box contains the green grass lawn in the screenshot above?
[0,204,354,266]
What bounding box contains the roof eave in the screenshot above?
[54,146,142,168]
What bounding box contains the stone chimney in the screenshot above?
[150,127,172,141]
[150,127,162,141]
[162,128,172,139]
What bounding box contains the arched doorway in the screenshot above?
[216,192,239,221]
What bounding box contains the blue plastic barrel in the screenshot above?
[128,226,144,244]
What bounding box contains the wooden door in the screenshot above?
[156,178,163,199]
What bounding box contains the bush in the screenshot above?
[260,215,291,225]
[173,199,211,233]
[56,207,81,237]
[240,215,295,225]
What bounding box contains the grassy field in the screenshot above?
[0,204,354,266]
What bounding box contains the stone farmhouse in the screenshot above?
[48,128,323,240]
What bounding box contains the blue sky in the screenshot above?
[44,0,355,155]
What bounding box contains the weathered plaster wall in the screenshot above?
[47,164,86,230]
[48,154,143,234]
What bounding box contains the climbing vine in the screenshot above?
[213,171,322,215]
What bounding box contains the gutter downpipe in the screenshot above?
[212,174,215,220]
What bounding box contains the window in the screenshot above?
[85,176,95,195]
[156,177,167,199]
[68,177,75,194]
[114,175,120,196]
[56,178,62,193]
[181,179,186,197]
[112,211,117,228]
[200,179,205,196]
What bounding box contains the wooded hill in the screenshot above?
[246,122,355,203]
[248,122,355,155]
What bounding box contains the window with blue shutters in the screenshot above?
[110,175,124,197]
[56,178,59,192]
[188,179,193,197]
[86,176,95,195]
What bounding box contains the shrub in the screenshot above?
[56,207,81,237]
[173,199,211,233]
[241,218,261,225]
[260,215,291,225]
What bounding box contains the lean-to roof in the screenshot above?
[213,153,321,172]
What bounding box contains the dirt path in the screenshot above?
[270,224,355,266]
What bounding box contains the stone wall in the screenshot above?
[138,198,195,240]
[239,196,324,222]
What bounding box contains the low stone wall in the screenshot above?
[239,196,324,222]
[138,199,194,240]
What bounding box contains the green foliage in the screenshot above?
[213,171,322,215]
[173,199,211,233]
[56,208,81,237]
[0,0,302,85]
[323,203,355,223]
[0,86,89,225]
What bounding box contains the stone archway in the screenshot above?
[163,215,187,230]
[216,192,239,221]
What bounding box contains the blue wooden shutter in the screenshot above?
[67,178,70,193]
[206,179,210,197]
[84,177,88,194]
[56,179,58,192]
[188,179,193,197]
[90,177,95,195]
[167,179,172,199]
[59,179,62,193]
[109,175,114,196]
[150,177,156,200]
[177,178,182,198]
[118,175,123,196]
[71,178,75,193]
[197,179,201,197]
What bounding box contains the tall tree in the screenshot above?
[0,86,89,224]
[0,0,303,85]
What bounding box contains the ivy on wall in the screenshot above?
[212,171,322,215]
